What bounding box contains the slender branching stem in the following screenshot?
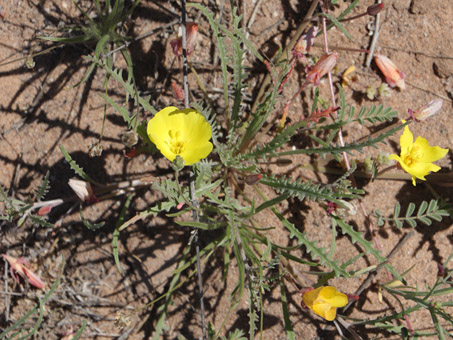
[319,1,387,265]
[180,1,206,339]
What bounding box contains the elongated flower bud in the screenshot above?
[409,99,443,122]
[171,81,185,101]
[245,174,262,185]
[367,3,384,16]
[68,178,95,202]
[374,54,406,90]
[306,52,338,86]
[170,23,198,57]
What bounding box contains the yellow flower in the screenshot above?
[147,106,213,166]
[302,286,348,321]
[389,124,448,186]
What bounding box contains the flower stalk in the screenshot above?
[180,1,206,339]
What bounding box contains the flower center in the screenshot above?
[166,130,186,155]
[403,145,423,166]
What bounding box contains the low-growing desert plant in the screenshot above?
[1,0,451,339]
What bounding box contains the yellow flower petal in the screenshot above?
[312,302,336,321]
[302,288,318,309]
[180,142,213,165]
[302,286,348,321]
[147,106,213,166]
[399,125,413,152]
[413,137,448,163]
[388,154,401,163]
[319,286,348,307]
[408,162,441,181]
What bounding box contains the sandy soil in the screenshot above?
[0,0,452,339]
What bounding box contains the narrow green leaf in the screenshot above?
[375,209,384,226]
[278,120,406,157]
[175,220,223,230]
[417,201,428,216]
[429,213,443,222]
[393,203,401,219]
[254,194,289,215]
[80,208,105,230]
[406,202,416,218]
[29,215,53,228]
[72,320,88,340]
[152,246,190,339]
[100,93,133,126]
[34,171,50,202]
[60,145,97,184]
[427,199,437,213]
[418,217,432,226]
[113,194,134,274]
[406,219,417,228]
[280,274,295,340]
[322,13,353,41]
[261,237,272,261]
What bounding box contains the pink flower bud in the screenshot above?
[374,54,406,90]
[37,205,52,216]
[409,99,443,122]
[306,52,338,86]
[367,3,384,16]
[1,254,46,289]
[171,81,185,101]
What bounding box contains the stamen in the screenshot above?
[166,130,185,155]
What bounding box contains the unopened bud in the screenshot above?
[37,206,52,216]
[245,174,262,185]
[172,155,185,171]
[437,263,446,278]
[409,99,443,122]
[171,81,185,101]
[384,279,405,288]
[306,52,338,86]
[367,3,384,16]
[328,200,357,217]
[121,130,138,148]
[276,158,292,166]
[170,23,199,57]
[374,54,406,90]
[68,179,95,202]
